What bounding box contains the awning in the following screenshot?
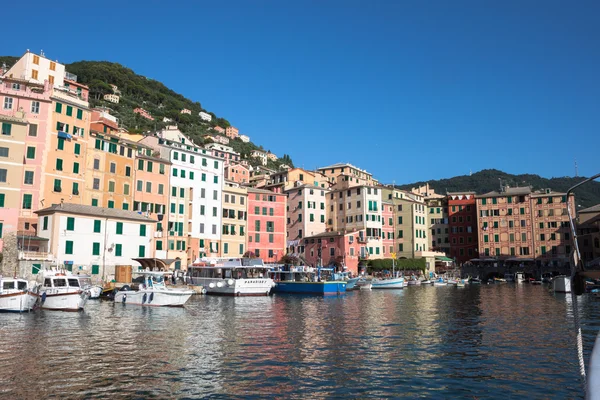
[57,131,72,139]
[132,258,179,271]
[435,256,454,262]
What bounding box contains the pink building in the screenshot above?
[382,201,394,258]
[225,164,249,184]
[0,77,52,248]
[213,126,225,134]
[303,231,362,275]
[204,134,229,145]
[247,188,286,263]
[225,126,239,139]
[205,143,240,165]
[134,108,154,120]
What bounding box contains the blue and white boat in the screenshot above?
[332,271,359,290]
[371,276,405,289]
[270,266,346,295]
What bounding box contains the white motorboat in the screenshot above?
[371,277,404,289]
[188,257,275,296]
[39,270,89,311]
[447,278,458,285]
[433,278,447,286]
[0,277,39,312]
[78,275,103,299]
[552,275,571,293]
[515,272,525,283]
[356,278,372,290]
[407,279,421,286]
[114,271,194,306]
[421,280,432,285]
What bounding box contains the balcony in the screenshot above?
[64,72,78,82]
[357,236,367,243]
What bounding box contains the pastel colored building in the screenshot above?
[382,201,395,258]
[239,134,250,143]
[579,204,600,225]
[267,152,277,161]
[285,184,330,257]
[247,188,287,262]
[30,203,156,281]
[266,168,330,193]
[317,162,377,188]
[0,74,53,247]
[213,126,225,134]
[41,78,91,209]
[224,163,249,184]
[4,50,66,88]
[204,134,230,145]
[204,143,240,164]
[220,181,248,257]
[199,111,212,122]
[103,94,120,104]
[447,192,477,263]
[181,108,191,115]
[303,231,363,275]
[225,126,239,139]
[251,149,268,166]
[134,108,154,120]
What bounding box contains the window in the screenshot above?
[66,217,75,231]
[4,97,13,110]
[214,160,219,169]
[140,225,147,236]
[72,162,80,174]
[28,124,38,137]
[91,242,100,256]
[214,176,218,184]
[24,171,34,185]
[0,147,8,158]
[66,105,73,117]
[55,102,63,113]
[72,182,79,195]
[108,181,115,193]
[53,179,61,192]
[158,184,164,195]
[55,158,63,171]
[76,109,83,120]
[1,122,11,135]
[94,220,101,233]
[115,244,122,257]
[146,182,152,193]
[138,245,146,257]
[124,184,130,195]
[91,199,98,207]
[31,69,38,79]
[65,240,74,255]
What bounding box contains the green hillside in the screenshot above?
[398,169,600,209]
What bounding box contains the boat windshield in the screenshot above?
[53,278,67,287]
[2,281,14,290]
[188,267,267,280]
[68,278,80,287]
[17,281,27,290]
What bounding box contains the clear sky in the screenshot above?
[3,0,599,184]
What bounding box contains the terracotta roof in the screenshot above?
[247,187,285,195]
[35,203,157,222]
[579,204,600,214]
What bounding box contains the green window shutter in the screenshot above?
[0,193,4,207]
[172,168,177,177]
[116,222,123,234]
[171,203,176,213]
[95,139,102,150]
[92,242,100,255]
[179,204,184,214]
[74,143,80,155]
[147,161,153,172]
[53,179,61,191]
[138,245,145,257]
[55,102,62,113]
[57,137,65,150]
[77,109,83,119]
[66,217,75,231]
[108,200,114,209]
[189,171,194,180]
[179,188,184,198]
[156,240,163,250]
[214,176,218,184]
[1,122,11,135]
[23,194,32,209]
[138,159,144,170]
[91,265,100,274]
[72,182,78,195]
[202,173,206,181]
[26,146,36,159]
[73,162,79,174]
[172,187,177,197]
[66,105,73,116]
[224,243,228,254]
[123,203,129,210]
[94,220,101,233]
[55,159,63,171]
[91,199,98,207]
[65,240,74,254]
[115,244,122,256]
[32,263,41,275]
[140,224,147,236]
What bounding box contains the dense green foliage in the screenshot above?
[398,169,600,209]
[366,258,426,272]
[0,56,18,69]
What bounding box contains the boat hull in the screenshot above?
[273,281,346,295]
[553,276,571,293]
[88,286,103,299]
[0,292,38,312]
[41,290,88,311]
[114,289,194,306]
[371,278,405,289]
[199,278,274,296]
[346,277,360,290]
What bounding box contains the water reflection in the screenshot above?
[0,284,594,398]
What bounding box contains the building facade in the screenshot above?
[285,184,329,256]
[199,111,212,122]
[224,163,249,184]
[225,126,239,139]
[447,192,478,263]
[303,231,363,275]
[247,188,286,262]
[221,181,248,257]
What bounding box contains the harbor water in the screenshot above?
[0,284,596,399]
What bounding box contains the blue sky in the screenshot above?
[4,0,599,184]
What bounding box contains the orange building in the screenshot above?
[224,164,249,184]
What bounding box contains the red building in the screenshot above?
[303,231,362,275]
[447,192,478,263]
[247,188,287,263]
[382,201,394,258]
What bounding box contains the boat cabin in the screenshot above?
[1,278,29,293]
[43,276,81,289]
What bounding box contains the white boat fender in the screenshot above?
[148,292,154,303]
[122,293,127,303]
[209,283,216,289]
[216,282,224,288]
[227,279,234,286]
[201,288,207,295]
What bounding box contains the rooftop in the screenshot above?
[580,204,600,214]
[35,203,157,223]
[317,162,372,175]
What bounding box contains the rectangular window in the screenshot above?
[3,97,13,110]
[116,222,123,235]
[55,158,63,171]
[66,105,73,116]
[72,182,79,195]
[24,171,34,185]
[77,109,83,120]
[146,182,152,193]
[73,162,80,174]
[26,146,36,159]
[74,143,81,155]
[108,181,115,193]
[140,225,147,236]
[156,240,163,251]
[91,199,98,207]
[138,245,145,257]
[57,137,65,150]
[1,122,11,135]
[115,244,122,257]
[108,200,114,209]
[53,179,62,192]
[55,102,63,113]
[92,242,100,256]
[94,220,101,233]
[66,217,75,231]
[65,240,74,255]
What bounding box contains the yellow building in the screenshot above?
[220,181,248,257]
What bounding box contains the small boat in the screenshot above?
[114,271,194,306]
[270,266,346,295]
[469,277,482,284]
[447,278,458,285]
[494,277,507,283]
[456,279,466,288]
[0,277,39,312]
[552,275,571,293]
[189,257,274,296]
[77,275,103,299]
[514,272,526,283]
[402,280,409,287]
[433,278,447,287]
[356,279,372,290]
[407,278,421,286]
[372,276,405,289]
[421,280,432,285]
[39,269,90,311]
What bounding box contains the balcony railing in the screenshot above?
[18,251,53,261]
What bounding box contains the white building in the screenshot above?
[5,50,66,88]
[103,93,120,104]
[199,111,212,122]
[285,184,330,256]
[251,150,268,166]
[181,108,191,115]
[239,134,250,143]
[34,203,156,280]
[163,117,172,123]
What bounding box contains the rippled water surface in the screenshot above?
[0,284,597,399]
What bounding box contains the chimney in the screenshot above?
[60,198,64,208]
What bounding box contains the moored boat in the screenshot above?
[39,270,89,311]
[114,271,194,306]
[552,275,571,293]
[0,277,39,312]
[433,278,447,286]
[270,266,346,295]
[456,279,467,288]
[356,278,372,290]
[188,257,274,296]
[371,276,405,289]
